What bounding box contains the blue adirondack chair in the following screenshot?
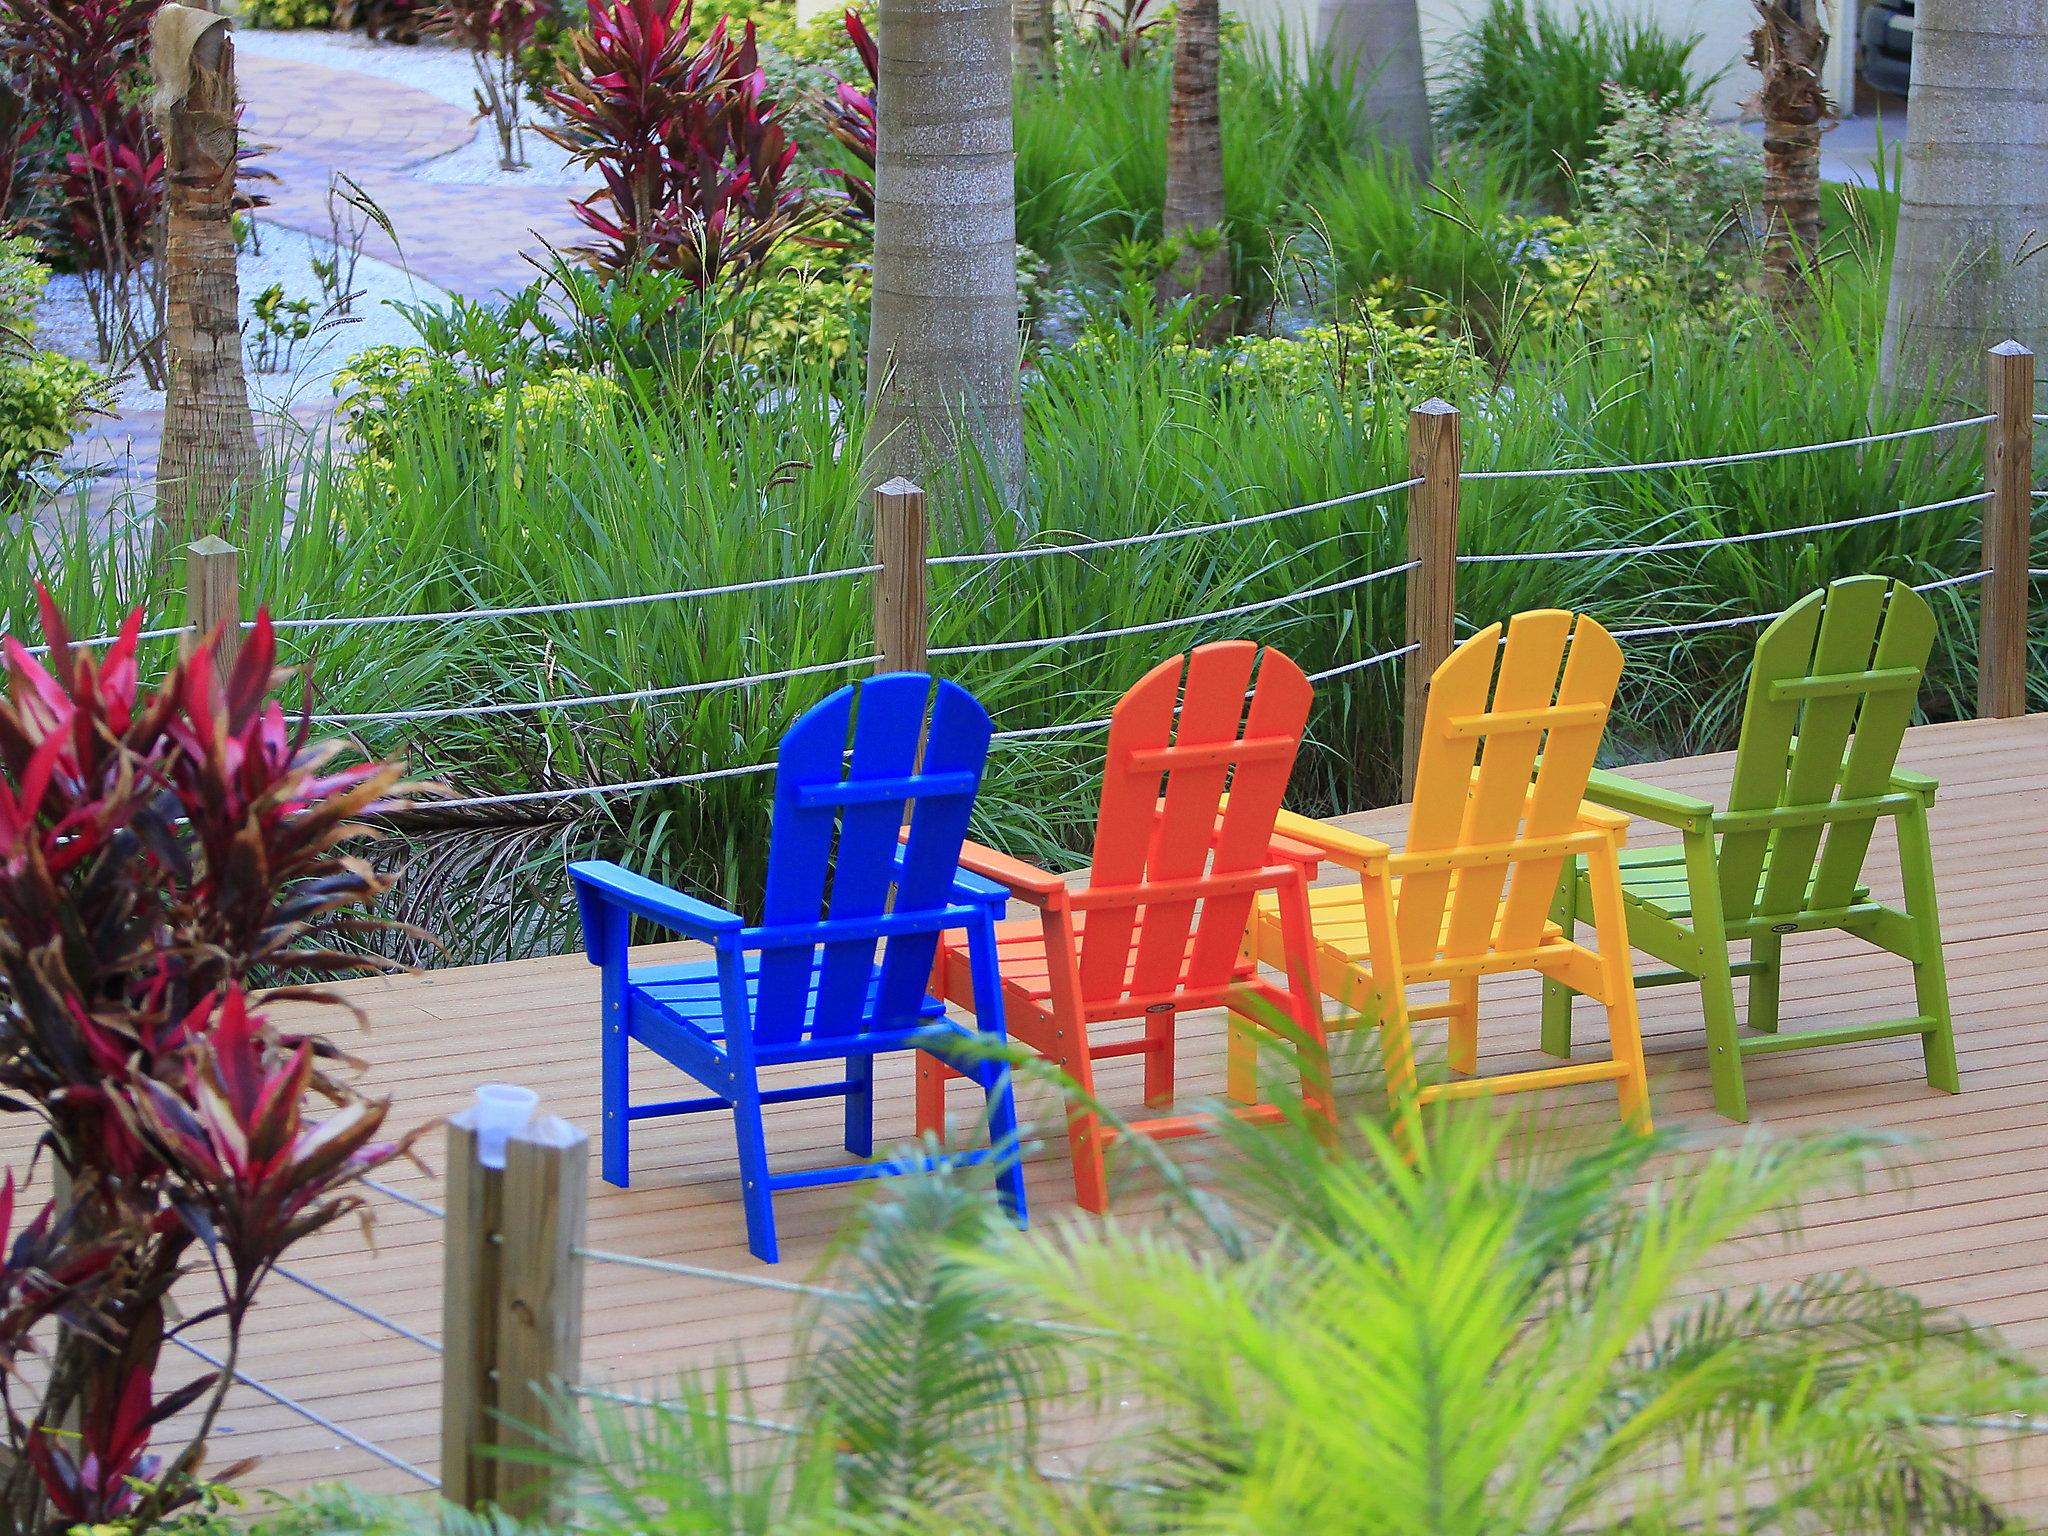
[570,673,1026,1264]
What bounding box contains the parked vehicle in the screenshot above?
[1859,0,1914,96]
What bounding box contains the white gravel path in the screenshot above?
[233,25,585,186]
[34,220,446,413]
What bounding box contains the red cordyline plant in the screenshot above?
[433,0,557,172]
[818,9,876,220]
[0,593,430,1534]
[1083,0,1167,67]
[542,0,814,290]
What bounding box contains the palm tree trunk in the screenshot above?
[866,0,1025,500]
[1013,0,1055,77]
[1879,0,2048,398]
[1160,0,1229,324]
[1316,0,1432,174]
[152,4,259,555]
[1747,0,1829,308]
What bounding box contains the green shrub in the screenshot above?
[1434,0,1717,207]
[241,0,335,27]
[0,236,106,495]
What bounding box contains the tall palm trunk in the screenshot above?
[1013,0,1055,77]
[1747,0,1830,308]
[1879,0,2048,397]
[1316,0,1432,174]
[152,3,258,554]
[1160,0,1229,324]
[866,0,1024,499]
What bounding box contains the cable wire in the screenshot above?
[165,1334,439,1488]
[272,1264,442,1355]
[1461,415,1995,482]
[1457,491,1992,564]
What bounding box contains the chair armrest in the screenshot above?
[570,860,745,956]
[1575,801,1630,837]
[955,837,1068,908]
[1271,808,1393,871]
[886,841,1014,913]
[1890,767,1938,806]
[1583,768,1715,833]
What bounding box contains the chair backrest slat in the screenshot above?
[1081,643,1312,1006]
[755,674,991,1047]
[1399,611,1622,963]
[1722,577,1934,919]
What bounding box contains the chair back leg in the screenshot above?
[843,1055,875,1158]
[1746,930,1784,1033]
[1539,870,1578,1059]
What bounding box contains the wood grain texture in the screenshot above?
[32,714,2047,1510]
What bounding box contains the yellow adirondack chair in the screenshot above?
[1234,609,1652,1129]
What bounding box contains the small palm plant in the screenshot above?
[271,1051,2046,1534]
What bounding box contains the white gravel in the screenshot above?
[34,219,447,413]
[233,24,586,186]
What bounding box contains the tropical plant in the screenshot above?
[816,8,877,219]
[1878,0,2048,397]
[544,0,813,291]
[1315,0,1432,172]
[1160,0,1230,324]
[434,0,557,170]
[865,0,1025,494]
[1746,0,1831,310]
[247,1070,2048,1533]
[155,6,261,554]
[0,0,166,379]
[1079,0,1167,68]
[0,235,107,496]
[0,595,428,1532]
[1432,0,1715,207]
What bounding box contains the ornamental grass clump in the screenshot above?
[0,593,429,1533]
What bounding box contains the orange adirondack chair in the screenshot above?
[923,642,1328,1212]
[1236,609,1652,1130]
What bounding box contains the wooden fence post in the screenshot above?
[442,1087,589,1520]
[185,535,241,672]
[873,478,929,674]
[1403,399,1461,799]
[1980,340,2035,720]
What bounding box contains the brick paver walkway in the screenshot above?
[58,48,590,519]
[239,53,590,300]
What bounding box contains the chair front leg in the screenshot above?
[1680,826,1747,1123]
[964,911,1030,1227]
[1039,907,1108,1213]
[1896,799,1960,1094]
[592,901,634,1189]
[716,949,780,1263]
[1584,834,1653,1134]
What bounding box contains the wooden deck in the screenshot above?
[40,714,2048,1506]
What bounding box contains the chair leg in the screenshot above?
[1747,930,1783,1034]
[1584,837,1652,1134]
[1540,867,1579,1059]
[979,1057,1030,1227]
[1681,828,1747,1124]
[844,1054,874,1159]
[1226,1010,1260,1105]
[1062,1046,1109,1215]
[1144,1005,1176,1109]
[731,1084,779,1264]
[599,946,632,1190]
[915,1051,951,1145]
[1447,977,1479,1076]
[1898,801,1960,1095]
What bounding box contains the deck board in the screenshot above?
[12,714,2048,1503]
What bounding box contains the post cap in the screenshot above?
[874,477,925,498]
[1989,339,2033,357]
[188,534,238,556]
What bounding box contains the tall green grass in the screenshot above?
[11,279,2030,967]
[1432,0,1717,207]
[1013,40,1362,309]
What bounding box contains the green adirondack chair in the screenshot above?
[1541,575,1958,1122]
